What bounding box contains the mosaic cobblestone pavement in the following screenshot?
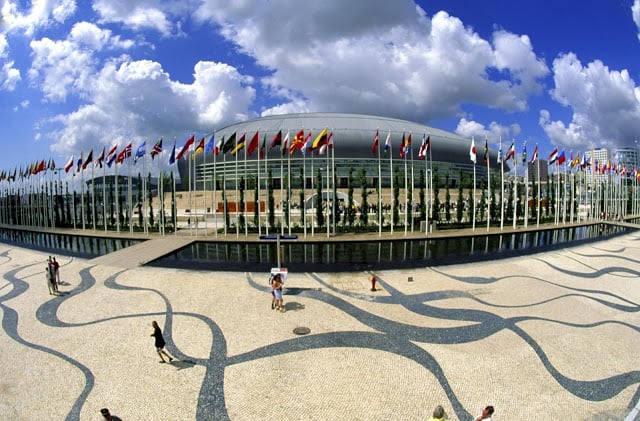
[0,232,639,420]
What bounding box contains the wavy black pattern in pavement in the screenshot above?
[238,265,639,419]
[1,264,95,421]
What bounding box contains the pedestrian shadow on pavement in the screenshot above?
[282,302,305,312]
[169,359,197,371]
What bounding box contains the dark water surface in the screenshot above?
[148,223,633,272]
[0,228,142,259]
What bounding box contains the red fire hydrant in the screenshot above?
[370,276,377,291]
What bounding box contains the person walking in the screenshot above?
[45,266,56,295]
[99,407,122,420]
[150,321,174,363]
[52,257,60,285]
[272,273,285,313]
[427,404,448,420]
[474,405,495,421]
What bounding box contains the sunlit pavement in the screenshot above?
[0,231,639,420]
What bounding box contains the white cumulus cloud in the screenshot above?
[541,53,640,149]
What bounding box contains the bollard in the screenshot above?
[370,276,377,291]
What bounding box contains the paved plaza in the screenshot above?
[0,230,639,420]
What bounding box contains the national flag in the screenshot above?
[505,141,516,161]
[193,136,206,157]
[304,131,313,153]
[222,132,237,154]
[404,133,412,157]
[214,135,224,156]
[106,145,118,167]
[497,142,503,164]
[372,129,379,157]
[384,131,391,153]
[317,131,334,155]
[301,131,312,155]
[82,149,93,170]
[570,153,580,168]
[150,138,163,159]
[418,134,428,160]
[175,134,195,160]
[270,130,282,149]
[230,133,246,156]
[64,155,74,173]
[289,129,304,155]
[483,137,489,164]
[47,158,56,171]
[76,153,83,173]
[548,147,558,165]
[530,144,538,163]
[135,141,147,161]
[522,143,527,164]
[35,160,46,174]
[399,132,406,158]
[247,131,259,156]
[311,128,328,150]
[116,142,132,165]
[204,134,215,155]
[557,150,566,165]
[259,133,267,159]
[280,131,290,156]
[469,138,476,164]
[169,143,176,165]
[95,147,105,168]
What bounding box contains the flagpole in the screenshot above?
[203,136,208,236]
[403,132,408,237]
[389,131,394,235]
[536,153,540,228]
[326,130,330,239]
[410,140,415,233]
[524,144,529,229]
[287,142,292,235]
[486,140,490,232]
[562,159,568,224]
[499,138,504,231]
[244,137,248,237]
[377,129,382,237]
[128,154,133,235]
[257,134,262,237]
[235,139,239,238]
[81,156,86,230]
[91,159,96,231]
[471,136,476,231]
[555,159,560,225]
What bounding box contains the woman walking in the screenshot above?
[150,321,174,363]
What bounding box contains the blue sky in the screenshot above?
[1,0,640,176]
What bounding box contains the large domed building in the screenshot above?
[178,112,500,194]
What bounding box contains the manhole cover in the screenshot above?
[293,326,311,335]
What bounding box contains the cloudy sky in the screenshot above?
[1,0,640,175]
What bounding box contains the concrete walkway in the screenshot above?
[0,232,639,420]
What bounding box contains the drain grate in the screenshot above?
[293,326,311,335]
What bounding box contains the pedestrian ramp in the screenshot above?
[90,236,195,269]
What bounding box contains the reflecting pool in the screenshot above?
[0,228,143,259]
[148,223,633,272]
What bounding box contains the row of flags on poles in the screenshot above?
[0,129,635,182]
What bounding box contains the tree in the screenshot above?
[432,167,440,224]
[456,170,464,223]
[298,167,305,229]
[239,176,245,231]
[359,167,368,225]
[445,171,451,223]
[392,167,400,227]
[347,166,354,227]
[268,169,275,229]
[315,167,324,227]
[147,173,154,228]
[253,174,259,229]
[137,173,143,227]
